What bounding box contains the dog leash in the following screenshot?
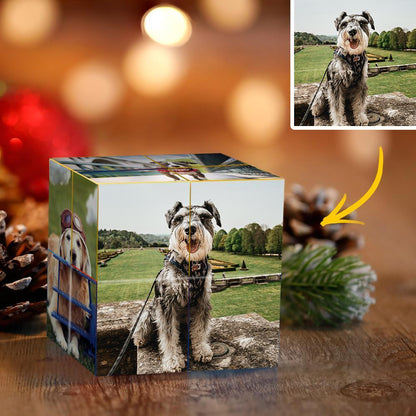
[299,61,331,126]
[107,274,158,376]
[107,253,208,375]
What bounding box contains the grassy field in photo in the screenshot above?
[97,248,281,321]
[294,45,416,97]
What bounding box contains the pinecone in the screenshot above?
[283,184,364,255]
[0,210,48,328]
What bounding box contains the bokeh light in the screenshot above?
[199,0,260,32]
[142,5,192,47]
[340,130,391,164]
[226,78,284,145]
[61,61,124,122]
[0,0,59,46]
[123,42,186,96]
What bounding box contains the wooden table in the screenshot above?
[1,267,415,415]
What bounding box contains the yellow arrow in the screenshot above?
[321,147,383,227]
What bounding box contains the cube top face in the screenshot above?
[48,154,283,376]
[51,153,280,183]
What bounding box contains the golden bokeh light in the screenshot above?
[61,61,124,122]
[142,5,192,47]
[123,42,186,96]
[0,0,59,46]
[226,78,284,145]
[340,130,391,164]
[199,0,260,32]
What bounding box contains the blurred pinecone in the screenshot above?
[283,185,364,255]
[0,210,47,328]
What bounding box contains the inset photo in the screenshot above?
[291,0,416,128]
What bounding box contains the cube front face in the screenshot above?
[48,154,283,376]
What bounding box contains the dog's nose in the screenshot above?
[185,226,196,235]
[72,252,77,263]
[348,29,357,36]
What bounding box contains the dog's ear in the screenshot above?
[81,240,92,275]
[203,201,222,227]
[361,11,375,30]
[334,12,347,31]
[165,201,183,228]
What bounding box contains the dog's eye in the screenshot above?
[200,214,212,222]
[174,215,183,223]
[77,240,81,247]
[66,234,70,241]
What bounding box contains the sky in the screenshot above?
[293,0,416,35]
[98,180,284,234]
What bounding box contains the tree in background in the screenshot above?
[231,229,242,253]
[224,228,238,252]
[368,31,379,47]
[407,29,416,48]
[388,30,399,50]
[212,229,227,250]
[240,228,254,255]
[392,27,408,50]
[245,223,266,254]
[377,31,391,49]
[212,223,283,255]
[369,27,414,50]
[266,225,283,254]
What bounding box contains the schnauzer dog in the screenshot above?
[133,200,221,373]
[311,11,375,126]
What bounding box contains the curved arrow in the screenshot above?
[321,147,384,227]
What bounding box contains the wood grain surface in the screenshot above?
[1,273,415,416]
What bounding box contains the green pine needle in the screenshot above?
[281,245,377,327]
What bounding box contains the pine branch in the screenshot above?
[281,245,376,327]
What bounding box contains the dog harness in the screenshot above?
[164,251,209,306]
[334,48,366,78]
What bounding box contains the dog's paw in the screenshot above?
[193,343,213,363]
[355,114,369,126]
[162,354,186,373]
[132,330,148,347]
[332,118,348,126]
[55,332,68,351]
[68,337,80,360]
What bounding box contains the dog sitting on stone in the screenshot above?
[311,11,375,126]
[133,200,221,373]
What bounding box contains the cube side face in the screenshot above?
[189,177,283,371]
[47,160,98,375]
[50,154,283,376]
[96,180,190,376]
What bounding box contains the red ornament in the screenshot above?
[0,89,90,201]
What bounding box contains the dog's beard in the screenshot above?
[338,29,368,55]
[170,226,213,262]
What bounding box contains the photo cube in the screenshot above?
[47,154,284,375]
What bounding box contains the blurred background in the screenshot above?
[0,0,415,308]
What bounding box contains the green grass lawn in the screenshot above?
[97,248,281,321]
[294,45,416,97]
[211,282,280,321]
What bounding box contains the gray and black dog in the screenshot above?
[133,200,221,373]
[311,11,375,126]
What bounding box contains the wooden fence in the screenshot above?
[368,63,416,77]
[212,273,281,293]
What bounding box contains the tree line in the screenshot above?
[368,27,416,50]
[294,32,323,46]
[212,223,283,255]
[98,229,168,249]
[98,224,283,254]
